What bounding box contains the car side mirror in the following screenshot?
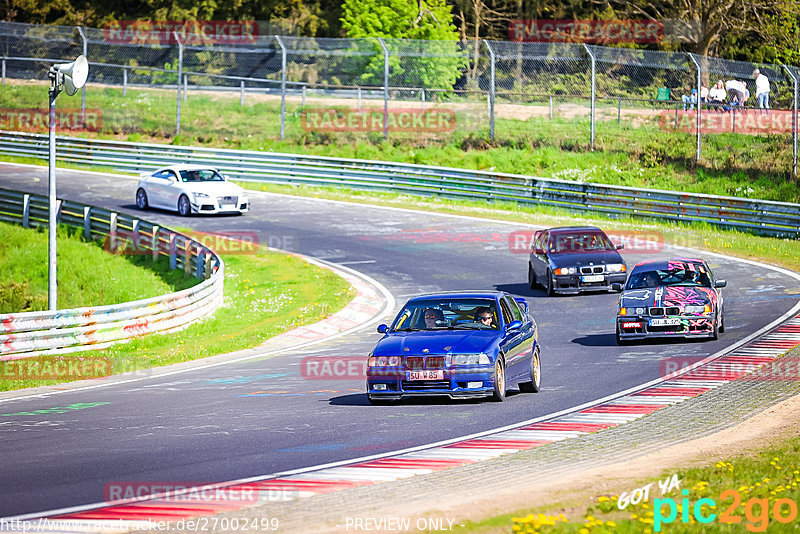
[507,320,523,331]
[616,243,624,250]
[611,283,623,291]
[715,280,727,288]
[377,324,389,333]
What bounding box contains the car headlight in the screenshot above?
[685,305,712,314]
[606,263,626,273]
[635,307,645,315]
[447,353,490,366]
[554,267,577,275]
[193,192,210,199]
[368,356,401,367]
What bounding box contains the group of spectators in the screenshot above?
[681,69,771,112]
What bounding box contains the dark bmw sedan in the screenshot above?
[528,226,627,296]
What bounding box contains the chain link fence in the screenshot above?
[0,20,797,179]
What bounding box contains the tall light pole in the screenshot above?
[47,55,88,310]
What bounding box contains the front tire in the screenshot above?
[519,347,541,393]
[491,358,506,402]
[545,270,555,297]
[178,195,192,217]
[616,324,630,345]
[719,309,725,333]
[135,189,148,210]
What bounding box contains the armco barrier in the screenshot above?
[1,131,798,236]
[0,187,224,358]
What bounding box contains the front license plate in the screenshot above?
[407,370,444,380]
[649,318,682,327]
[581,274,604,283]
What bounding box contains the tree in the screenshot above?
[340,0,467,90]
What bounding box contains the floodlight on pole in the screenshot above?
[47,55,88,310]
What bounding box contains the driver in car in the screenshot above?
[474,306,495,327]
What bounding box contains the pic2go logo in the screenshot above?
[654,489,799,532]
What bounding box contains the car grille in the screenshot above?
[580,266,604,274]
[402,380,450,390]
[218,195,238,205]
[404,356,445,370]
[405,357,424,370]
[649,307,680,316]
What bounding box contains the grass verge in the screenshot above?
[0,221,198,313]
[0,226,355,392]
[1,82,797,202]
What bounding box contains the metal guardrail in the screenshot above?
[0,186,224,357]
[1,131,799,236]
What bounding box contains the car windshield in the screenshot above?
[390,298,499,331]
[627,264,712,289]
[548,232,615,254]
[179,169,224,183]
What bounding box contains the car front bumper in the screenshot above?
[366,366,497,400]
[617,314,716,339]
[551,273,627,294]
[192,199,250,215]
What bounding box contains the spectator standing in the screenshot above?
[754,69,770,111]
[682,88,697,110]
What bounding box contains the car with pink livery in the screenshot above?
[613,258,726,344]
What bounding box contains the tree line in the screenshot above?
[3,0,799,65]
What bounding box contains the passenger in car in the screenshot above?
[423,308,444,329]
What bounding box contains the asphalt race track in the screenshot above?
[1,164,799,517]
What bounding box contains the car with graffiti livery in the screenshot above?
[614,258,726,343]
[366,291,540,404]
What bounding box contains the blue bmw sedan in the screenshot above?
[366,291,540,404]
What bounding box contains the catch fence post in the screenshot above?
[378,37,389,139]
[687,53,702,162]
[174,31,183,136]
[275,36,287,140]
[583,44,596,150]
[483,40,496,141]
[782,65,798,178]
